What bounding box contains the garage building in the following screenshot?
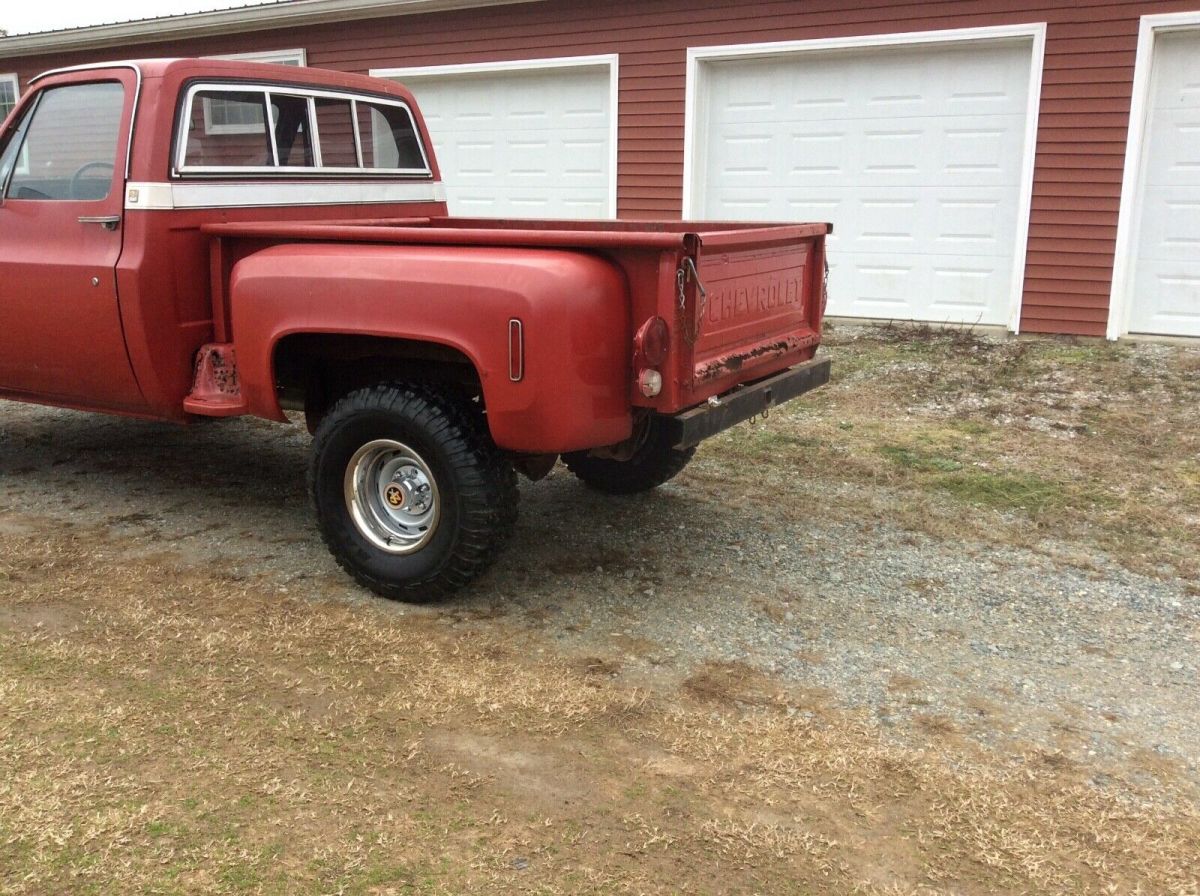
[1,0,1197,339]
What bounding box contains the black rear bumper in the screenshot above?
[665,357,831,449]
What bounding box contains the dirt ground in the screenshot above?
[2,325,1198,895]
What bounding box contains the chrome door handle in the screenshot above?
[78,215,120,231]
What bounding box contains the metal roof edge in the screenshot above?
[0,0,540,59]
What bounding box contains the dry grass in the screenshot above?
[3,326,1199,893]
[696,323,1200,582]
[2,522,1199,895]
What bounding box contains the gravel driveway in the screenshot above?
[2,356,1197,796]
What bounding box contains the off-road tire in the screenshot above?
[309,383,517,601]
[563,417,695,495]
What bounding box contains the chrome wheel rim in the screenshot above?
[344,439,441,554]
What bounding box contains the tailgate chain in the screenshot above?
[677,256,708,345]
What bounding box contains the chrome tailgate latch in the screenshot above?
[678,256,708,344]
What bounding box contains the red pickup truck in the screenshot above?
[0,58,830,601]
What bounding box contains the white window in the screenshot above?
[0,74,19,123]
[204,50,306,134]
[212,49,307,67]
[203,90,269,136]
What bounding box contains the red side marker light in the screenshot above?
[508,319,524,382]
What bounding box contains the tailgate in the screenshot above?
[685,225,827,395]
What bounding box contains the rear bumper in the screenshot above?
[665,357,831,449]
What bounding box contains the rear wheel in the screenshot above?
[309,383,517,601]
[563,417,695,495]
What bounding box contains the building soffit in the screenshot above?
[0,0,542,58]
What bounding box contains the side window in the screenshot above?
[5,81,124,201]
[357,101,426,171]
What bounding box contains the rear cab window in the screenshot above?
[176,82,430,177]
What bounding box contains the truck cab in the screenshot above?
[0,60,448,419]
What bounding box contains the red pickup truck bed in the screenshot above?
[203,216,830,421]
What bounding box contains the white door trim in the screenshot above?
[683,24,1046,333]
[1108,11,1200,340]
[372,54,619,218]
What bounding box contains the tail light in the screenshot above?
[633,316,669,399]
[634,316,669,366]
[638,369,663,397]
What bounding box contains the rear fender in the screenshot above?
[230,243,632,453]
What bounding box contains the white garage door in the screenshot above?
[1127,30,1200,337]
[691,38,1037,326]
[377,60,615,219]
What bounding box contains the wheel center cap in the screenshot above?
[385,484,406,508]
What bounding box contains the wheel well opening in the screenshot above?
[273,333,483,428]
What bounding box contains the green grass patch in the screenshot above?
[145,820,180,839]
[1028,340,1128,367]
[947,419,994,437]
[933,470,1077,513]
[878,440,1116,517]
[749,431,823,452]
[880,445,964,474]
[218,861,264,891]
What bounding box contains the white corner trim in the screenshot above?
[683,23,1047,334]
[681,51,701,222]
[1107,10,1200,341]
[372,54,620,219]
[1009,25,1048,336]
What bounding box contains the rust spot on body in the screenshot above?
[694,334,816,383]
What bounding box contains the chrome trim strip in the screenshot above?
[30,60,146,85]
[351,98,364,168]
[124,179,444,210]
[264,89,282,167]
[307,95,323,168]
[128,67,143,181]
[508,318,524,382]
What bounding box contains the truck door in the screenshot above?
[0,71,144,411]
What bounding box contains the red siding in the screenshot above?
[3,0,1198,336]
